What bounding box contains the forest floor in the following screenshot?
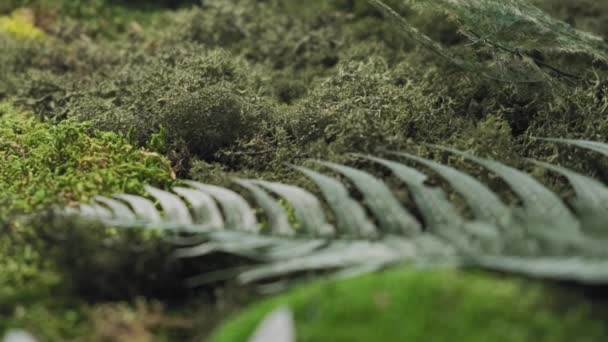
[2,0,608,340]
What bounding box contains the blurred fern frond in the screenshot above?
[368,0,608,82]
[61,139,608,286]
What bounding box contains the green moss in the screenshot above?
[212,269,606,342]
[171,0,410,72]
[2,1,608,339]
[0,8,44,39]
[532,0,608,38]
[1,0,603,200]
[203,52,467,183]
[0,102,173,216]
[1,0,200,38]
[59,47,269,172]
[0,287,90,341]
[0,101,175,338]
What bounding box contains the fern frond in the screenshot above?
[368,0,608,82]
[61,140,608,285]
[316,161,421,236]
[411,0,608,61]
[391,152,511,225]
[248,179,334,237]
[433,146,582,237]
[294,166,377,238]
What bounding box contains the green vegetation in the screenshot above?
[0,101,175,338]
[0,0,199,38]
[0,8,44,39]
[3,0,606,186]
[0,101,173,216]
[70,135,608,287]
[212,269,607,342]
[2,0,608,340]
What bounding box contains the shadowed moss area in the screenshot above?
[212,269,607,342]
[532,0,608,37]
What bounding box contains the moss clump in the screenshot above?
[87,299,194,342]
[0,296,90,341]
[0,0,200,38]
[0,8,44,39]
[0,101,175,338]
[1,0,603,203]
[158,85,252,159]
[203,52,466,184]
[0,102,173,216]
[212,269,607,342]
[61,47,268,172]
[171,0,411,74]
[532,0,608,38]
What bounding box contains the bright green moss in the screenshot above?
[0,101,175,338]
[0,8,44,40]
[212,269,607,342]
[1,0,200,38]
[0,102,173,216]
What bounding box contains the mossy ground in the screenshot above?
[2,0,608,340]
[211,269,607,342]
[3,0,607,188]
[0,102,173,216]
[0,101,180,339]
